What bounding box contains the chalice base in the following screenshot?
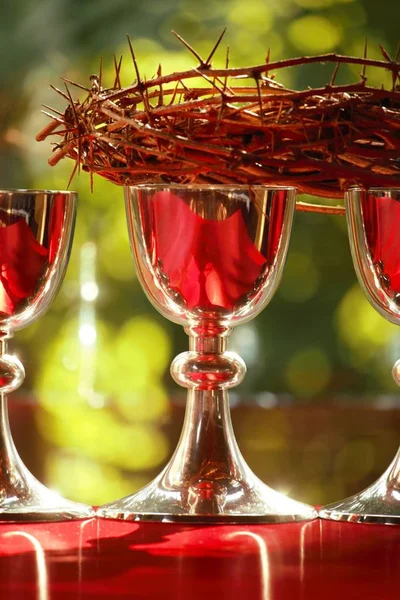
[0,401,94,522]
[0,460,95,522]
[97,472,317,523]
[98,390,317,523]
[319,457,400,525]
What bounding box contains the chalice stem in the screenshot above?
[168,324,248,511]
[0,334,43,509]
[387,448,400,488]
[0,334,27,486]
[0,392,22,478]
[0,334,93,521]
[0,390,41,504]
[173,388,244,479]
[166,387,251,514]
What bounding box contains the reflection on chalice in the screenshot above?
[98,185,317,522]
[320,188,400,524]
[0,190,94,521]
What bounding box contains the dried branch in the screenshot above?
[37,32,400,209]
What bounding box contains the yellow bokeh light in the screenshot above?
[230,31,285,70]
[294,0,334,7]
[116,316,172,377]
[228,0,273,31]
[285,346,332,396]
[288,15,342,53]
[37,405,169,471]
[334,439,376,483]
[294,0,356,8]
[336,284,396,364]
[279,251,320,302]
[236,410,291,450]
[46,452,150,504]
[34,309,171,502]
[97,207,134,282]
[116,383,169,423]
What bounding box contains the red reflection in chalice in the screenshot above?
[0,194,65,318]
[362,194,400,295]
[142,189,286,311]
[0,215,48,316]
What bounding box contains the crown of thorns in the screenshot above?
[37,30,400,214]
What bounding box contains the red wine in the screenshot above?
[140,189,288,312]
[362,192,400,297]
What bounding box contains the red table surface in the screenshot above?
[0,517,400,599]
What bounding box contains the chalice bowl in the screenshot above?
[320,187,400,524]
[98,185,317,522]
[0,190,94,521]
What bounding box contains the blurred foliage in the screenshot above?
[1,0,399,503]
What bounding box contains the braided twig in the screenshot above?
[37,32,400,210]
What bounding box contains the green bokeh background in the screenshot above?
[1,0,399,505]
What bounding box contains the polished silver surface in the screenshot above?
[99,185,317,523]
[0,190,94,521]
[320,188,400,524]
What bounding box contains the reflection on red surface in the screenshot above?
[362,194,400,294]
[0,519,400,599]
[142,191,286,310]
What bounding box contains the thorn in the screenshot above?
[222,46,230,94]
[99,57,103,88]
[64,83,81,173]
[42,104,64,116]
[157,64,163,107]
[204,28,226,67]
[127,35,142,84]
[45,126,78,136]
[171,30,204,65]
[61,77,91,92]
[379,44,392,62]
[266,48,270,65]
[361,39,368,81]
[169,81,180,106]
[67,158,79,189]
[193,69,224,94]
[254,75,264,126]
[143,78,153,121]
[113,55,123,89]
[50,84,70,101]
[40,111,64,123]
[89,138,94,193]
[330,62,340,86]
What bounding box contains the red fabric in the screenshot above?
[362,194,400,292]
[146,191,276,310]
[0,218,48,316]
